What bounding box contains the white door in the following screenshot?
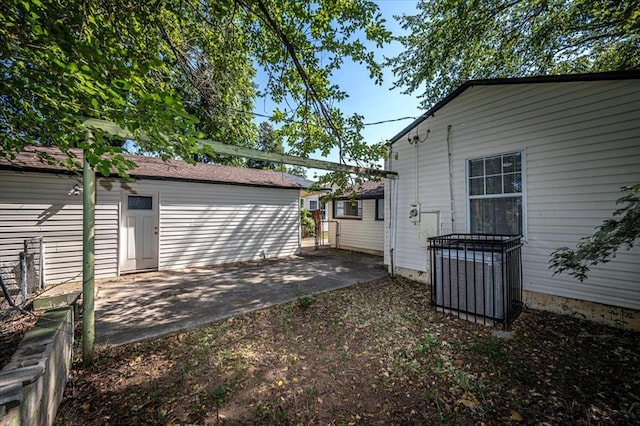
[120,193,159,272]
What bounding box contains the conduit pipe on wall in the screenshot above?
[446,124,455,232]
[391,177,399,276]
[386,142,399,277]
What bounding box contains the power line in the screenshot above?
[363,116,416,126]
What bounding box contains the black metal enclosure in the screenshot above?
[428,234,523,328]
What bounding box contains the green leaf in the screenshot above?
[97,161,111,177]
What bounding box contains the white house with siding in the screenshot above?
[328,181,384,256]
[0,147,304,286]
[384,72,640,328]
[301,188,331,234]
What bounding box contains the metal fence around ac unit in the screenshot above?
[428,233,523,329]
[0,237,45,307]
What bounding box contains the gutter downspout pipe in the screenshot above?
[387,143,399,278]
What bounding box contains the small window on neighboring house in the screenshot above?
[375,198,384,220]
[468,152,523,235]
[334,199,362,219]
[300,199,304,208]
[320,202,326,219]
[309,200,318,211]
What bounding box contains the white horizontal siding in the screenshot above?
[0,170,119,285]
[328,199,383,254]
[387,111,452,271]
[390,79,640,310]
[149,180,299,269]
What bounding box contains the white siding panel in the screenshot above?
[390,79,640,310]
[388,113,452,271]
[0,170,119,285]
[151,180,299,269]
[328,199,383,254]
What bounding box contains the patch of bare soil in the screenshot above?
[55,278,639,425]
[0,308,42,370]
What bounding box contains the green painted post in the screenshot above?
[82,140,96,364]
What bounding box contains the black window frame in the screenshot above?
[333,199,362,220]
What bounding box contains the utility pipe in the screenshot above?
[386,143,399,277]
[446,125,455,232]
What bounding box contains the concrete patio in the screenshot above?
[83,248,386,345]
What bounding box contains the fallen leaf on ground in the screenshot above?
[458,393,480,409]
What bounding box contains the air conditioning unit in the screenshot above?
[434,249,504,319]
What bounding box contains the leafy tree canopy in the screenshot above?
[1,0,391,177]
[389,0,640,108]
[247,121,285,171]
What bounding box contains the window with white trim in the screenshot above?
[309,200,318,210]
[334,199,362,219]
[468,152,523,235]
[375,198,384,220]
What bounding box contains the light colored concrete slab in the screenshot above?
[94,249,387,346]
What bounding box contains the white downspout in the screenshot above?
[391,176,399,276]
[387,143,398,277]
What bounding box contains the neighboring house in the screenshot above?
[0,147,305,286]
[328,181,384,256]
[385,71,640,328]
[300,187,331,234]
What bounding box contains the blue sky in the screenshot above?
[254,0,423,178]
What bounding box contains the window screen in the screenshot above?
[468,152,523,235]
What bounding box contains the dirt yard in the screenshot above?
[55,277,638,425]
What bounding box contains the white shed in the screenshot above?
[0,147,304,286]
[328,181,384,256]
[385,71,640,327]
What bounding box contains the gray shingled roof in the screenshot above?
[0,146,307,189]
[281,172,314,188]
[336,181,384,199]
